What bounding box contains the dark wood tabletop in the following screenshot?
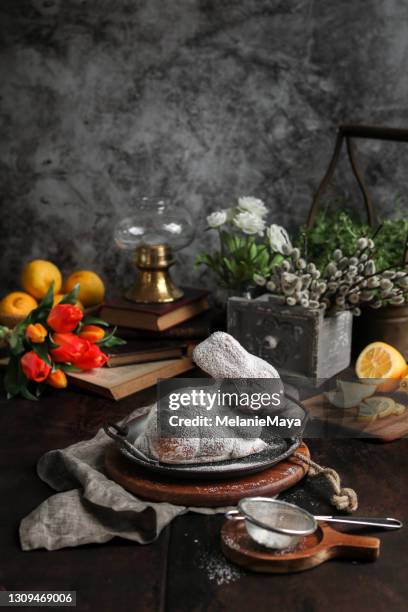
[0,375,407,612]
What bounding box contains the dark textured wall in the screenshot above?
[1,0,408,295]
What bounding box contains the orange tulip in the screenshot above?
[25,323,48,344]
[47,369,68,389]
[79,325,105,343]
[21,351,51,382]
[74,343,109,370]
[50,332,89,363]
[47,303,83,333]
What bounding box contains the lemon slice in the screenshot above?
[324,380,377,408]
[357,403,378,422]
[393,403,406,416]
[362,396,396,419]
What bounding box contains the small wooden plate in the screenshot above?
[104,442,310,507]
[221,520,380,573]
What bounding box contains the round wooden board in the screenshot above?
[104,442,310,507]
[221,520,380,573]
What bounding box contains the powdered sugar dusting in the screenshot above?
[198,549,243,585]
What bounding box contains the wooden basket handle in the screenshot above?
[307,124,408,230]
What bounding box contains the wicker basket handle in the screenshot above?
[307,124,408,230]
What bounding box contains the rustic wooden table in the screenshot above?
[0,377,407,612]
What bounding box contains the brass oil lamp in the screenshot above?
[114,197,195,303]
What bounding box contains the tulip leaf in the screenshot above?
[59,283,80,305]
[81,316,109,327]
[32,343,53,366]
[99,336,127,349]
[9,322,27,356]
[4,356,26,398]
[20,385,38,401]
[59,363,83,373]
[97,326,126,348]
[38,281,56,311]
[35,382,47,398]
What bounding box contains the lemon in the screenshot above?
[21,260,62,299]
[64,270,105,307]
[356,342,407,392]
[0,291,38,317]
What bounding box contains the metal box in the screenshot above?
[227,294,353,382]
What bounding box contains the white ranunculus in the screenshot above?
[233,211,265,235]
[237,196,268,218]
[266,224,292,254]
[206,210,228,228]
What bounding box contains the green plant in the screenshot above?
[196,230,281,290]
[296,206,408,272]
[196,197,289,290]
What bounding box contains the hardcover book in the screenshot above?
[116,310,215,340]
[105,340,192,367]
[68,357,195,400]
[100,288,209,332]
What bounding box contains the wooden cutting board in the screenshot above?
[221,520,380,573]
[303,394,408,442]
[104,442,310,507]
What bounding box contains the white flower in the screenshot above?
[206,210,228,228]
[237,196,268,218]
[266,224,292,254]
[233,211,265,235]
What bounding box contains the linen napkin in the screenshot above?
[19,407,230,551]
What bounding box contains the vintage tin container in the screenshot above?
[227,294,353,382]
[353,304,408,360]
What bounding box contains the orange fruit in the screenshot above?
[0,291,38,317]
[64,270,105,307]
[356,342,407,392]
[21,260,62,299]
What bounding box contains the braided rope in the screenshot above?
[294,452,358,512]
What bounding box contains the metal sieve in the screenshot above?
[225,497,402,550]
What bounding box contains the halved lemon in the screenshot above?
[356,342,407,391]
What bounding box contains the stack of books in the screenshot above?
[68,289,212,400]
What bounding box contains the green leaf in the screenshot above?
[271,254,284,267]
[59,363,83,373]
[20,385,38,401]
[59,283,80,304]
[81,316,109,327]
[98,335,126,348]
[249,243,258,261]
[4,356,27,397]
[8,322,27,356]
[96,326,126,348]
[37,281,55,311]
[32,342,52,366]
[28,282,56,324]
[35,382,47,398]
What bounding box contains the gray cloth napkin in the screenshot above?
[19,407,230,551]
